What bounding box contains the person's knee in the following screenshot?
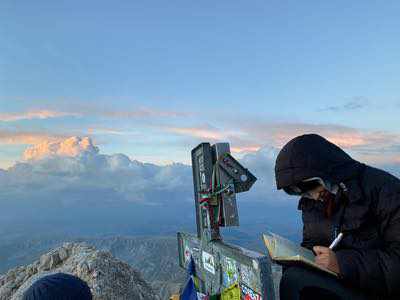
[280,267,351,300]
[281,266,308,287]
[280,266,309,299]
[301,287,341,300]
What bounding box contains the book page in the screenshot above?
[263,231,315,261]
[263,232,338,277]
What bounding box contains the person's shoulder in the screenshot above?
[362,165,400,210]
[362,165,400,189]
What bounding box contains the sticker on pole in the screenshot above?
[221,256,239,287]
[202,251,215,275]
[241,284,262,300]
[184,245,192,263]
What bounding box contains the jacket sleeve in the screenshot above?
[335,183,400,296]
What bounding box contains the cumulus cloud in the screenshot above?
[0,110,80,122]
[23,136,99,161]
[0,137,195,237]
[1,137,193,205]
[0,136,284,210]
[238,145,288,202]
[2,134,399,206]
[8,135,397,204]
[0,135,398,240]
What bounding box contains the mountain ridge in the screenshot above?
[0,242,158,300]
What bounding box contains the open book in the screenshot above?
[263,231,338,277]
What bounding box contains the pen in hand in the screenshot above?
[314,234,343,274]
[329,232,344,250]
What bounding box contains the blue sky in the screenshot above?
[1,1,400,168]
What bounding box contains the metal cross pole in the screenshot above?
[177,142,277,299]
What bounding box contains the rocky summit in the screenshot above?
[0,242,158,300]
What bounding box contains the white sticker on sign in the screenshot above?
[202,251,215,275]
[184,245,191,262]
[252,259,259,270]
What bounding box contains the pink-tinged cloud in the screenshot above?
[23,136,99,161]
[356,153,399,165]
[230,121,400,150]
[0,106,191,123]
[103,107,192,119]
[0,130,65,145]
[270,130,368,149]
[165,121,400,165]
[231,146,262,153]
[0,110,81,122]
[87,128,141,136]
[166,126,225,140]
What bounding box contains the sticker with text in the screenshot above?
[202,251,215,275]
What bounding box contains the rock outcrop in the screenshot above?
[0,235,186,300]
[0,243,158,300]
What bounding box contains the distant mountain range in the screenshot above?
[0,232,288,299]
[0,235,184,299]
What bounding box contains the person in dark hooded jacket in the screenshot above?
[22,273,92,300]
[275,134,400,300]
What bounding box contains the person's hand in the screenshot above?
[313,246,340,274]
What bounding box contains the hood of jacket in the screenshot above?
[275,134,363,190]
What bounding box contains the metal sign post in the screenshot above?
[177,142,277,299]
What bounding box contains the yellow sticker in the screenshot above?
[221,282,241,300]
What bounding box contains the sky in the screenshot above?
[1,1,400,169]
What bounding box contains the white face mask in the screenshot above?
[302,185,326,201]
[300,177,338,200]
